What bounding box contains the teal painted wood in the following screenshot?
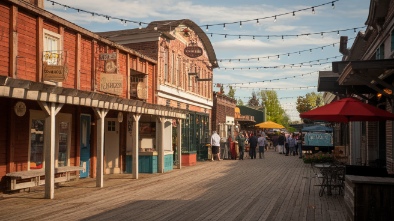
[125,155,158,173]
[164,154,173,172]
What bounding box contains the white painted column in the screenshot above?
[94,108,108,188]
[177,119,182,169]
[132,114,141,179]
[158,117,165,173]
[39,102,63,199]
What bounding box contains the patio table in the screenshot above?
[314,163,345,196]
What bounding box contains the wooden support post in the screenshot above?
[94,108,108,188]
[39,102,63,199]
[132,114,141,179]
[158,117,165,173]
[177,119,182,169]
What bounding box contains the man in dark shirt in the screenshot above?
[278,132,286,154]
[248,133,258,159]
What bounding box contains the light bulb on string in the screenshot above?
[293,11,295,17]
[282,35,284,41]
[274,16,277,22]
[332,2,335,9]
[206,25,209,32]
[321,32,323,38]
[354,28,357,35]
[139,22,142,29]
[223,23,226,30]
[256,19,259,25]
[224,34,227,38]
[240,21,242,28]
[64,6,67,10]
[124,21,127,26]
[337,31,340,36]
[252,36,255,41]
[277,55,280,60]
[312,7,315,14]
[238,35,241,41]
[52,1,54,6]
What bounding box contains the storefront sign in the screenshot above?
[184,46,203,58]
[100,73,123,95]
[99,53,117,61]
[43,64,68,81]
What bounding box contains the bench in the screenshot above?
[5,166,82,191]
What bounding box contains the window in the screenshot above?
[57,114,71,167]
[30,119,45,169]
[164,48,169,82]
[43,29,61,65]
[107,121,116,131]
[391,30,394,52]
[376,43,384,60]
[172,53,176,85]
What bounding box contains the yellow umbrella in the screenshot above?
[255,121,285,129]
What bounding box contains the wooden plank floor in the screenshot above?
[0,150,347,221]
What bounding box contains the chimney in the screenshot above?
[339,36,349,56]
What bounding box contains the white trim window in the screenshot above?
[43,29,62,65]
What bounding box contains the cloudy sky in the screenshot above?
[45,0,370,121]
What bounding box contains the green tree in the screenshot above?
[247,91,259,107]
[237,99,244,106]
[296,92,324,114]
[227,86,236,99]
[259,90,288,127]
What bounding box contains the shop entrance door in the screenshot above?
[80,114,91,178]
[105,118,120,174]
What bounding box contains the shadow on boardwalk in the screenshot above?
[0,150,346,221]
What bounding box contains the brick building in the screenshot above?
[97,20,218,166]
[211,92,236,140]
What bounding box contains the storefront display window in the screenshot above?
[30,119,45,169]
[58,121,69,167]
[181,112,209,153]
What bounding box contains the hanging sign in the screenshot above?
[43,64,68,82]
[99,53,117,61]
[184,46,203,58]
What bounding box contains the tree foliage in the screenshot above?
[296,92,324,114]
[227,86,236,99]
[259,90,289,127]
[247,91,260,107]
[237,99,244,106]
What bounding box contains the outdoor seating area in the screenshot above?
[313,163,345,196]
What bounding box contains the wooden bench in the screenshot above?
[5,166,82,191]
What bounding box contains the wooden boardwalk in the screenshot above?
[0,150,346,221]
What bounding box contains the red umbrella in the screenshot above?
[300,97,394,122]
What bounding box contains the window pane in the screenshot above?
[30,120,45,169]
[58,121,69,167]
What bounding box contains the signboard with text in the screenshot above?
[43,64,68,82]
[99,73,123,95]
[184,46,203,58]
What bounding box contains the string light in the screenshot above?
[48,0,338,31]
[240,21,242,28]
[223,23,226,30]
[206,25,209,31]
[256,19,259,25]
[139,22,142,29]
[312,7,315,14]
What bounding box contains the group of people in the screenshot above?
[274,132,302,158]
[210,130,303,161]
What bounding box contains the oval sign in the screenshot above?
[184,46,203,58]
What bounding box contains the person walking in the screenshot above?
[272,132,279,152]
[287,134,296,156]
[257,133,266,159]
[278,132,285,154]
[210,131,221,161]
[236,131,246,160]
[248,133,258,159]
